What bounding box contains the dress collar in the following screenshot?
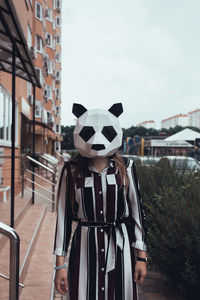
[88,157,116,174]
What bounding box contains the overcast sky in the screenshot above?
[61,0,200,129]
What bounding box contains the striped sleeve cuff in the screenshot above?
[53,248,68,256]
[131,241,147,251]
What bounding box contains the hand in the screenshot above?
[54,268,68,295]
[134,261,147,284]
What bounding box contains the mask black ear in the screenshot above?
[72,103,87,118]
[108,103,123,117]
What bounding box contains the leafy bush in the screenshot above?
[136,158,200,299]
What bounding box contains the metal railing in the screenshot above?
[0,221,20,300]
[24,155,57,212]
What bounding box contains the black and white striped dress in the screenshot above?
[54,157,147,300]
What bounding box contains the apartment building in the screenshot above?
[0,0,62,190]
[161,114,188,129]
[136,120,155,129]
[25,0,62,154]
[188,109,200,129]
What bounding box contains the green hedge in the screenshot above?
[136,158,200,299]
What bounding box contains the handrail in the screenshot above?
[0,273,24,288]
[40,154,58,166]
[26,169,56,186]
[56,151,63,158]
[27,155,54,173]
[0,221,20,300]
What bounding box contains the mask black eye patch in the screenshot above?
[79,126,95,142]
[102,126,117,142]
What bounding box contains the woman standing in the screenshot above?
[54,103,147,300]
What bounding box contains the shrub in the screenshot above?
[136,160,200,299]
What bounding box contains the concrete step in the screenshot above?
[0,203,47,300]
[20,210,57,300]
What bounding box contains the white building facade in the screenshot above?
[188,109,200,128]
[161,114,188,129]
[136,120,155,129]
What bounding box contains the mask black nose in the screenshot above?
[91,144,105,151]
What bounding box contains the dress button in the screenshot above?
[99,191,102,195]
[100,210,103,214]
[101,287,104,291]
[100,229,104,232]
[101,267,104,271]
[101,248,104,252]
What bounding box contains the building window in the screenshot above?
[35,1,43,21]
[27,25,32,48]
[44,55,52,75]
[27,82,32,98]
[46,33,52,47]
[46,7,52,22]
[55,88,60,99]
[35,100,42,118]
[55,124,60,134]
[55,70,60,78]
[56,35,60,45]
[52,39,56,50]
[54,141,61,151]
[47,111,52,124]
[52,19,56,30]
[55,52,61,62]
[0,86,17,145]
[46,85,52,99]
[56,0,61,9]
[56,106,60,116]
[36,35,43,52]
[35,67,43,86]
[56,16,61,27]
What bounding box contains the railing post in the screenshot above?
[52,169,55,212]
[0,222,20,300]
[10,234,20,300]
[21,156,24,198]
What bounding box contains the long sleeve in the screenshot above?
[53,166,73,256]
[127,160,147,251]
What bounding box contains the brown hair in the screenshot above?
[56,153,128,211]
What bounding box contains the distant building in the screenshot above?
[136,120,155,129]
[161,114,188,129]
[188,109,200,128]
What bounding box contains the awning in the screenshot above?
[0,0,41,87]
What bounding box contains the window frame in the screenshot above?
[55,34,60,45]
[35,35,43,53]
[46,32,52,48]
[35,1,43,21]
[35,67,43,86]
[55,52,61,62]
[46,7,53,22]
[56,16,61,27]
[55,124,60,134]
[0,86,18,147]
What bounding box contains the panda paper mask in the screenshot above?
[72,103,123,158]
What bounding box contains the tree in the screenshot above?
[61,125,75,150]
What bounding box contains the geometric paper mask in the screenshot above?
[72,103,123,158]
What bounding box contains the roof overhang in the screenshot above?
[0,0,41,87]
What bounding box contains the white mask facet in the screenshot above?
[72,103,123,158]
